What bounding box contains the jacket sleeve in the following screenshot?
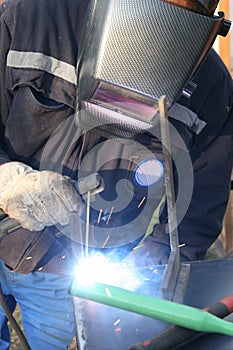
[0,1,13,164]
[0,0,87,166]
[177,49,233,261]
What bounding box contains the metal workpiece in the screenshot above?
[158,96,181,300]
[71,260,233,350]
[71,281,233,337]
[128,291,233,350]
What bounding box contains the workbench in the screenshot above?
[73,258,233,350]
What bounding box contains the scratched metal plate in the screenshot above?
[73,265,169,350]
[73,259,233,350]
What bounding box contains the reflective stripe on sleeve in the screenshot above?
[7,50,77,85]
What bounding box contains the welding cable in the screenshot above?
[0,285,31,350]
[128,294,233,350]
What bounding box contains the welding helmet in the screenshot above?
[76,0,230,138]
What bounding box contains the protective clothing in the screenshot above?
[0,1,232,349]
[0,0,232,268]
[0,261,76,350]
[0,161,83,231]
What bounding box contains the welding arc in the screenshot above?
[128,294,233,350]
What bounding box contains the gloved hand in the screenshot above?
[123,240,171,268]
[123,224,171,268]
[0,162,84,231]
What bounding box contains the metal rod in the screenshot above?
[158,96,180,298]
[85,191,91,257]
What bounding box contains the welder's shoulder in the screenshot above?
[179,49,233,119]
[193,49,233,102]
[203,49,232,84]
[0,0,38,16]
[0,0,39,19]
[176,49,233,155]
[0,0,86,19]
[0,0,15,16]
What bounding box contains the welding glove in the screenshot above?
[124,223,191,267]
[123,224,171,267]
[0,161,84,231]
[124,240,171,267]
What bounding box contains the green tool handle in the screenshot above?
[129,294,233,350]
[71,281,233,337]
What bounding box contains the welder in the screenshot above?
[0,0,232,349]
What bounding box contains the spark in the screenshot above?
[132,244,144,251]
[137,196,146,208]
[178,243,186,248]
[114,319,121,326]
[102,235,110,248]
[114,327,121,332]
[97,208,103,224]
[106,206,114,225]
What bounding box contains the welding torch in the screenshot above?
[0,172,104,240]
[129,294,233,350]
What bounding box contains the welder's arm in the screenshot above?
[0,162,84,231]
[176,50,233,261]
[125,130,233,266]
[0,1,15,165]
[147,52,233,263]
[177,128,233,261]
